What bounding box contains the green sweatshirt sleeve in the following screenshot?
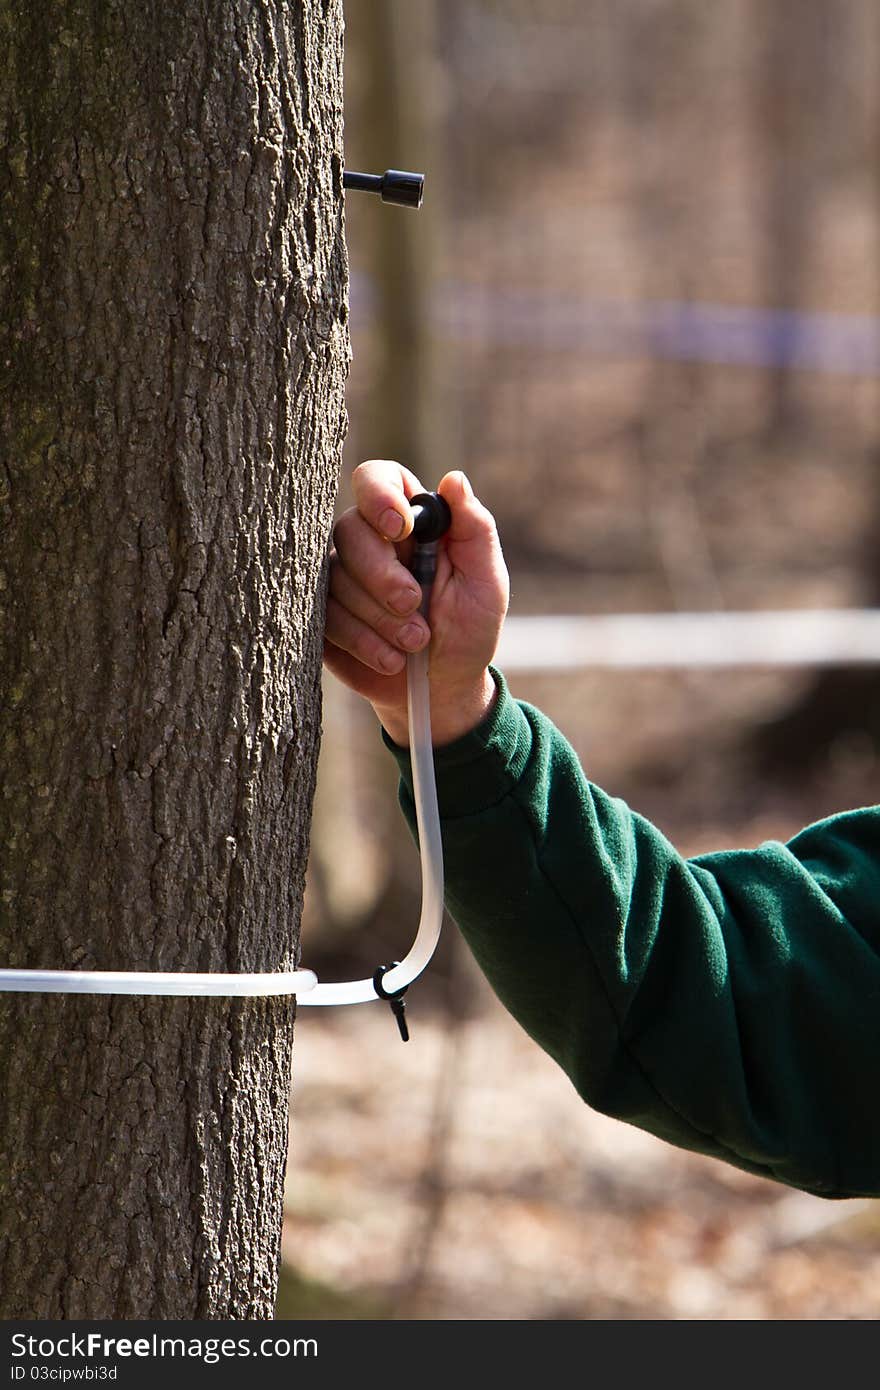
[385,669,880,1198]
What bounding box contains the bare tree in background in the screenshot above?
[344,0,439,468]
[0,0,348,1317]
[750,0,880,773]
[308,0,452,975]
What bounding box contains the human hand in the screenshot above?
[323,460,510,745]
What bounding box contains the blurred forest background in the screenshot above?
[279,0,880,1319]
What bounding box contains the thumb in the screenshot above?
[437,470,495,546]
[436,470,507,589]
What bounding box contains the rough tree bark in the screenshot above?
[0,0,348,1318]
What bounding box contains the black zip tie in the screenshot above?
[372,963,410,1042]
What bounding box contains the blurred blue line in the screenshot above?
[349,273,880,376]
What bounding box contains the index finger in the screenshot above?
[351,459,425,542]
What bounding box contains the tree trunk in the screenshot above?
[0,0,348,1319]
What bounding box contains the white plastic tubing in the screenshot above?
[0,648,444,1006]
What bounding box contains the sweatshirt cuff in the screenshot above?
[381,667,534,819]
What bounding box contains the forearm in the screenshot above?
[387,671,880,1198]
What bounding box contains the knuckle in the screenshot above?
[353,628,385,669]
[331,507,358,545]
[326,554,346,599]
[378,611,406,644]
[472,500,498,532]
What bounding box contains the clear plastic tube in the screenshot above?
[0,968,319,997]
[0,647,444,1004]
[297,644,443,1004]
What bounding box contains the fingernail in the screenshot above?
[379,508,405,541]
[459,471,473,498]
[389,584,420,615]
[379,649,405,674]
[398,621,427,651]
